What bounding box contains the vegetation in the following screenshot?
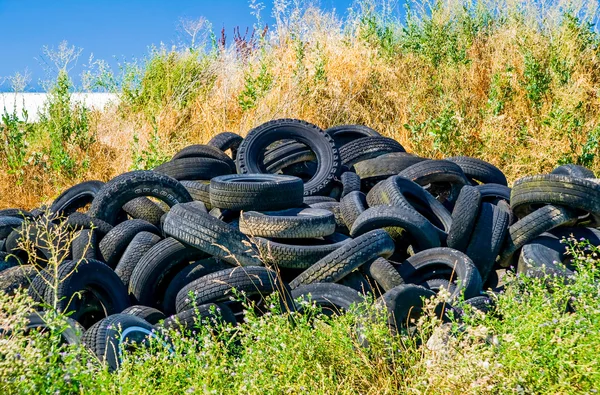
[1,234,599,394]
[2,0,600,209]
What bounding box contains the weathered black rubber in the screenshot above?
[339,191,368,230]
[292,283,366,316]
[551,164,595,178]
[163,202,262,267]
[395,247,482,300]
[341,172,361,198]
[210,174,304,211]
[339,136,405,167]
[122,305,166,325]
[171,144,237,172]
[99,219,160,268]
[88,170,192,226]
[289,229,395,289]
[447,185,481,252]
[49,180,105,217]
[236,119,341,196]
[446,156,507,186]
[154,157,232,181]
[163,303,237,331]
[239,208,336,239]
[114,231,163,289]
[207,132,243,158]
[252,233,351,269]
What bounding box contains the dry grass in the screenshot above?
[1,0,600,210]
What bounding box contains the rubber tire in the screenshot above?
[292,283,366,316]
[163,303,237,331]
[210,174,304,211]
[289,229,395,289]
[377,284,437,331]
[252,234,351,269]
[180,180,212,209]
[351,205,441,251]
[0,264,36,295]
[235,119,341,196]
[446,156,507,186]
[551,164,595,178]
[25,312,84,345]
[361,257,404,292]
[511,174,600,219]
[476,183,511,203]
[83,314,156,371]
[88,170,192,226]
[207,132,243,158]
[121,197,166,228]
[71,229,98,260]
[325,124,381,147]
[0,216,24,239]
[163,202,262,267]
[114,231,163,289]
[339,137,405,167]
[465,202,510,282]
[122,305,166,325]
[396,247,482,300]
[128,237,207,308]
[49,180,105,217]
[498,205,578,268]
[162,257,233,315]
[65,212,113,238]
[341,172,361,198]
[239,208,336,239]
[99,220,160,268]
[47,259,130,328]
[175,266,289,313]
[171,144,237,173]
[154,157,232,181]
[340,191,368,230]
[447,185,481,252]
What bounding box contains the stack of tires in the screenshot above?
[0,118,598,370]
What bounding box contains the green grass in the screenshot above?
[1,238,599,394]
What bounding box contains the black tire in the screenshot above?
[361,257,404,292]
[340,191,368,230]
[164,202,262,267]
[162,257,233,315]
[476,183,511,203]
[163,303,237,331]
[252,234,351,269]
[88,170,192,226]
[83,314,156,371]
[65,212,113,238]
[367,176,452,234]
[420,278,457,294]
[399,159,469,202]
[235,119,341,196]
[47,259,130,328]
[0,208,32,219]
[446,156,507,186]
[25,312,84,345]
[292,283,365,316]
[0,216,24,239]
[71,229,98,260]
[339,137,405,167]
[114,231,163,289]
[207,132,243,158]
[49,180,105,217]
[172,144,237,173]
[121,197,166,228]
[154,157,232,181]
[325,124,381,147]
[210,174,304,211]
[122,305,166,325]
[341,172,361,198]
[551,164,595,178]
[303,196,337,204]
[463,295,494,314]
[351,205,441,251]
[447,185,481,252]
[239,208,336,239]
[396,247,482,300]
[0,264,36,295]
[465,203,510,282]
[263,142,316,173]
[128,237,207,308]
[377,284,437,330]
[99,219,160,268]
[354,153,426,188]
[511,174,600,218]
[289,229,395,289]
[498,205,578,268]
[175,266,290,313]
[180,180,212,209]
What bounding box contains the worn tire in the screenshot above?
[89,170,192,226]
[122,305,166,325]
[172,144,237,172]
[447,185,481,252]
[207,132,243,158]
[236,119,341,196]
[339,137,405,167]
[99,220,160,268]
[154,157,232,181]
[292,283,365,316]
[239,208,336,239]
[114,231,163,289]
[446,156,507,186]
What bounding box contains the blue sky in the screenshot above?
[0,0,358,91]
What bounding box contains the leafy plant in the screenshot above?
[0,105,32,179]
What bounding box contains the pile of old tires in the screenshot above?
[1,118,598,370]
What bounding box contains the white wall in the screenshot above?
[0,93,119,122]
